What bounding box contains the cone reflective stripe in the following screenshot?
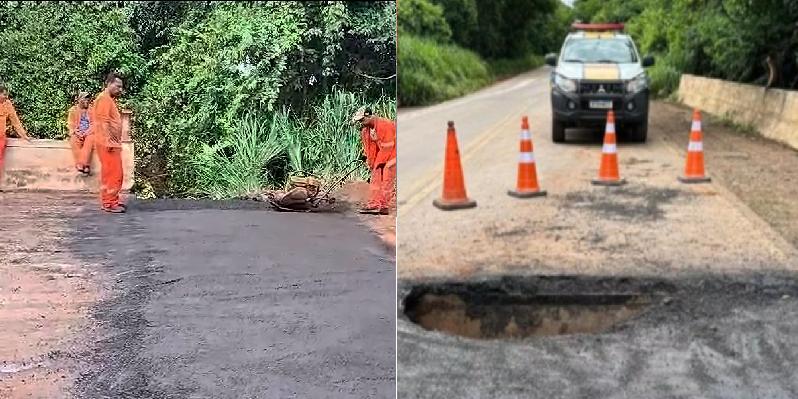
[433,121,477,210]
[509,116,546,198]
[592,110,626,186]
[679,109,711,183]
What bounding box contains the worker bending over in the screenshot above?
[92,73,126,213]
[0,84,32,192]
[68,91,94,176]
[353,107,396,215]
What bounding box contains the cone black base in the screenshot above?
[433,198,477,210]
[591,178,627,186]
[507,189,547,198]
[678,176,711,184]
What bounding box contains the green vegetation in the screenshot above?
[398,36,490,106]
[398,0,571,106]
[0,1,396,198]
[574,0,798,96]
[189,91,395,200]
[489,55,545,81]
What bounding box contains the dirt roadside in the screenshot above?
[0,193,104,399]
[336,181,396,251]
[653,101,798,248]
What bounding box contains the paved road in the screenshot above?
[397,67,798,398]
[1,194,395,398]
[398,67,796,278]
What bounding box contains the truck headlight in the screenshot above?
[626,74,648,93]
[554,74,577,93]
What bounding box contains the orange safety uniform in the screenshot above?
[365,117,396,210]
[67,104,95,169]
[91,90,124,208]
[360,126,378,169]
[0,99,27,182]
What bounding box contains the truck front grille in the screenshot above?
[579,82,625,94]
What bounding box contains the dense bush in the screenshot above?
[424,0,567,59]
[0,1,396,197]
[397,0,452,43]
[574,0,798,96]
[0,2,144,137]
[398,35,491,106]
[398,0,570,106]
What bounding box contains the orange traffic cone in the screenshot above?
[433,121,477,210]
[592,110,626,186]
[678,109,711,183]
[508,116,546,198]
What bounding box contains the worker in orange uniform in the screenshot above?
[0,84,32,192]
[353,107,395,215]
[354,107,379,173]
[68,91,94,176]
[91,73,126,213]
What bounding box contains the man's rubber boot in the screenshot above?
[358,207,381,215]
[103,205,126,214]
[379,208,390,215]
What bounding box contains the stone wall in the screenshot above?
[678,74,798,150]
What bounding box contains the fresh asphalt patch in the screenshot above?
[67,199,395,398]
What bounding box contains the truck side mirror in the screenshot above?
[545,53,558,67]
[642,55,655,67]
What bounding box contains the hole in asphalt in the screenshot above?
[404,283,650,339]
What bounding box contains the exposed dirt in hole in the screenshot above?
[405,289,648,339]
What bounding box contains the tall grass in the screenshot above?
[399,35,491,106]
[191,115,286,199]
[190,90,396,199]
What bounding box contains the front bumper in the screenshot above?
[551,84,649,126]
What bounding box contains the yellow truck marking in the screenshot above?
[583,64,620,80]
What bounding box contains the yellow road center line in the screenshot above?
[399,105,527,216]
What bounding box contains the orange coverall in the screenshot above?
[91,90,124,208]
[366,118,396,209]
[360,126,378,169]
[67,105,95,169]
[0,99,27,183]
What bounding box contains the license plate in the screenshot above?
[589,100,613,109]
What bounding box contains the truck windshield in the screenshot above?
[561,38,637,63]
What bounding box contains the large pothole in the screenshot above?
[404,280,652,339]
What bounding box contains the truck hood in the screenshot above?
[556,62,644,81]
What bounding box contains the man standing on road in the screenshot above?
[0,84,32,192]
[353,107,396,215]
[92,73,125,213]
[68,91,94,176]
